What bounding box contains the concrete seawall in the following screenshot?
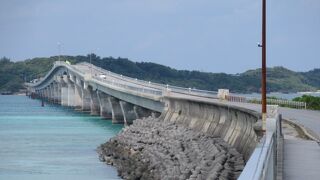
[160,97,260,161]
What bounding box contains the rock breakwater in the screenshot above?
[98,117,245,180]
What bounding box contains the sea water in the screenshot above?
[0,95,123,180]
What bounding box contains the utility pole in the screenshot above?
[261,0,267,131]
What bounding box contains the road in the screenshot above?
[221,101,320,138]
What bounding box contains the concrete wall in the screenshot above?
[160,97,260,161]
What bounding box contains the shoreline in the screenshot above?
[98,117,244,180]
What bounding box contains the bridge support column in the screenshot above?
[38,89,42,98]
[49,84,54,102]
[108,97,124,124]
[52,83,57,103]
[40,89,44,99]
[61,84,68,106]
[47,86,51,101]
[97,91,112,119]
[81,88,91,112]
[74,83,82,110]
[43,88,48,100]
[61,75,69,106]
[46,88,50,100]
[90,88,100,115]
[55,83,61,104]
[133,105,153,119]
[38,89,43,99]
[120,101,137,125]
[67,83,75,107]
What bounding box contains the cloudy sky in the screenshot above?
[0,0,319,73]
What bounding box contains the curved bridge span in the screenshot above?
[27,61,286,179]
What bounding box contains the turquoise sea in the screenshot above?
[0,95,123,180]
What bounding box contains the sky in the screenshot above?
[0,0,319,73]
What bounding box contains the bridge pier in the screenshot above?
[55,82,61,104]
[47,87,50,100]
[133,105,151,119]
[119,101,137,125]
[67,83,75,107]
[97,91,112,119]
[80,87,90,112]
[47,84,53,102]
[89,88,100,115]
[60,75,69,106]
[50,84,55,102]
[60,85,68,106]
[44,87,48,100]
[74,81,82,110]
[53,76,62,104]
[51,83,57,103]
[61,85,68,106]
[108,97,124,124]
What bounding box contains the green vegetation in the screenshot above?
[293,95,320,110]
[0,55,319,94]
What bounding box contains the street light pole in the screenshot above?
[261,0,267,130]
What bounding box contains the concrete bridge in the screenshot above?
[27,61,320,180]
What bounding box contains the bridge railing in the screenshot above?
[31,61,218,98]
[93,76,163,96]
[224,93,307,109]
[247,97,306,109]
[79,62,218,98]
[238,106,283,180]
[28,61,71,88]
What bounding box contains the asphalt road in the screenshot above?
[223,101,320,138]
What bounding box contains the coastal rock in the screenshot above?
[98,117,245,180]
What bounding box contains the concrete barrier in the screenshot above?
[238,106,283,180]
[160,97,260,161]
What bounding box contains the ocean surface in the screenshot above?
[0,95,123,180]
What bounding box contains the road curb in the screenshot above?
[283,119,320,142]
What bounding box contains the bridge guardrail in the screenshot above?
[225,93,307,109]
[93,76,163,96]
[238,106,282,180]
[247,97,306,109]
[29,62,61,87]
[79,62,218,98]
[30,61,218,98]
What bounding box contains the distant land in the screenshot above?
[0,55,319,94]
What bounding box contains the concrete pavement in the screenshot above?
[283,139,320,180]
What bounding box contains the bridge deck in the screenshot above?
[74,63,160,92]
[284,139,320,180]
